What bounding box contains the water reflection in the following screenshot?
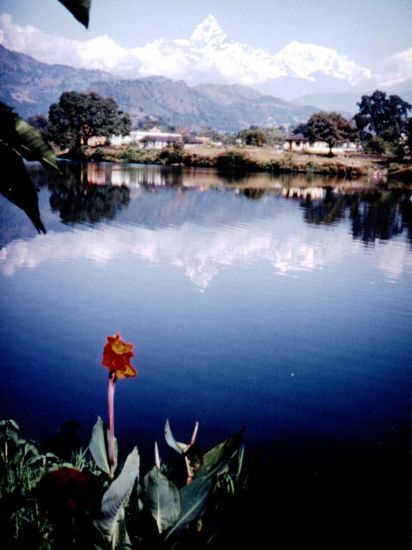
[1,163,411,287]
[49,176,130,227]
[351,191,411,244]
[85,162,183,188]
[296,187,412,245]
[1,162,411,248]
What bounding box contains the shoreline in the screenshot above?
[61,144,412,183]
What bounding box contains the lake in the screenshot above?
[0,161,411,548]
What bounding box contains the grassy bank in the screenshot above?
[71,144,383,178]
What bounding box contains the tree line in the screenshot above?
[237,90,412,157]
[25,87,411,160]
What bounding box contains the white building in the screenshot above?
[284,134,359,154]
[110,127,182,149]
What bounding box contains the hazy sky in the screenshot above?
[1,0,411,64]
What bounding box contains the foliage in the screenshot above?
[0,418,245,549]
[158,142,186,165]
[237,126,268,146]
[404,117,412,156]
[292,122,309,136]
[354,90,412,156]
[57,0,92,28]
[237,125,287,147]
[306,111,355,155]
[0,0,104,233]
[48,91,132,152]
[27,114,50,142]
[216,150,258,172]
[0,101,61,232]
[354,90,411,141]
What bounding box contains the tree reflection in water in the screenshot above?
[20,161,412,246]
[48,162,130,225]
[281,186,412,246]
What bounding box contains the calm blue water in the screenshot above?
[1,161,411,547]
[0,162,410,454]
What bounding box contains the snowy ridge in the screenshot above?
[1,12,410,99]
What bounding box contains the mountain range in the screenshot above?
[1,28,411,132]
[177,16,373,97]
[0,44,317,131]
[2,12,411,100]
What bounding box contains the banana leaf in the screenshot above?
[57,0,92,28]
[95,447,140,545]
[165,475,214,540]
[143,467,181,533]
[89,416,118,475]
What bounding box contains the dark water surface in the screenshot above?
[0,161,411,548]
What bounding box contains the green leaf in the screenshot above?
[89,416,118,475]
[15,119,60,172]
[143,466,181,533]
[0,144,46,233]
[165,475,214,540]
[164,419,186,454]
[95,447,140,544]
[236,444,245,478]
[198,428,244,478]
[57,0,92,28]
[0,419,20,431]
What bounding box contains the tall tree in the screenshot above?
[48,91,131,152]
[354,90,411,144]
[306,112,355,155]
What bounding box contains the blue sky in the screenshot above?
[1,0,411,63]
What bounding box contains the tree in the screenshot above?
[306,111,355,155]
[292,123,309,136]
[0,1,92,232]
[237,126,268,146]
[354,90,411,148]
[28,114,50,141]
[48,91,132,152]
[404,118,412,156]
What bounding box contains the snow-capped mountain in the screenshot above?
[133,15,373,96]
[1,12,410,102]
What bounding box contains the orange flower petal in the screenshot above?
[102,333,137,379]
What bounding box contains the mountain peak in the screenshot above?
[190,14,227,44]
[274,40,371,85]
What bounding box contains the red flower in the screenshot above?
[102,333,137,379]
[37,467,100,516]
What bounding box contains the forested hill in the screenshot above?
[0,45,120,117]
[0,45,316,131]
[89,78,316,131]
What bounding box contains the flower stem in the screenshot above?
[108,373,116,478]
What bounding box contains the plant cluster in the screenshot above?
[0,334,245,549]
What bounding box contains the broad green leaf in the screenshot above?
[165,475,214,540]
[143,466,181,533]
[0,419,20,431]
[164,419,186,454]
[15,119,60,172]
[198,428,244,478]
[0,144,46,233]
[89,416,118,475]
[236,444,245,478]
[57,0,92,28]
[95,447,140,543]
[3,430,20,445]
